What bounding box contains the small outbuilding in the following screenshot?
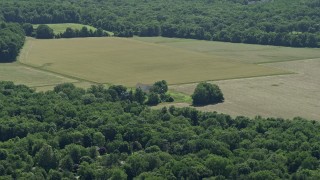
[136,83,152,93]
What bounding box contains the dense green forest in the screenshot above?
[0,22,108,61]
[1,0,319,60]
[0,22,25,62]
[0,81,319,179]
[0,0,319,47]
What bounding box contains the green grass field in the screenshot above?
[20,37,288,87]
[0,63,77,88]
[134,37,320,64]
[167,90,192,103]
[33,23,114,36]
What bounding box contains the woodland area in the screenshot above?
[0,81,319,179]
[1,0,320,61]
[0,22,25,62]
[1,0,320,179]
[0,0,320,47]
[33,24,108,39]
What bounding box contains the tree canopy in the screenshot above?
[0,81,319,179]
[0,0,319,47]
[35,24,54,39]
[1,0,320,62]
[0,22,25,62]
[192,82,224,106]
[147,80,173,106]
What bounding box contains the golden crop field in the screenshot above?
[20,37,289,87]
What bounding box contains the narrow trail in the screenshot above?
[18,61,100,85]
[258,57,320,64]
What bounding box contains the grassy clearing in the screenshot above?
[167,90,192,103]
[20,37,288,87]
[134,37,320,64]
[33,23,114,36]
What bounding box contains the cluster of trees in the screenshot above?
[22,23,108,39]
[0,21,108,62]
[192,82,224,106]
[35,25,54,39]
[0,22,25,62]
[146,80,174,106]
[56,27,108,39]
[0,0,319,47]
[0,81,320,179]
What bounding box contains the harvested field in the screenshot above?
[20,37,288,87]
[169,59,320,120]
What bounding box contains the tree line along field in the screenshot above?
[33,23,97,34]
[0,23,25,62]
[32,23,114,36]
[19,37,288,87]
[1,0,320,47]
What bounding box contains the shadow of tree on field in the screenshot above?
[191,100,224,107]
[0,58,16,63]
